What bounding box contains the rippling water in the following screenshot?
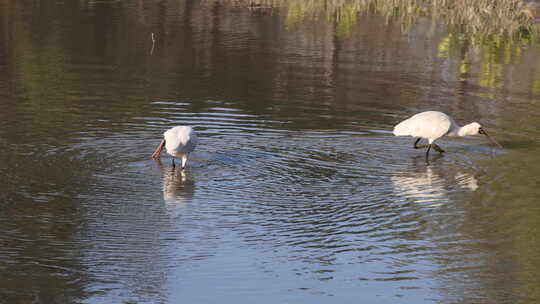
[2,1,540,303]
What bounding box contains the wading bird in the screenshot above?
[393,111,502,159]
[151,126,198,169]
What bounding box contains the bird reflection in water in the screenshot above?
[391,155,478,207]
[154,158,196,215]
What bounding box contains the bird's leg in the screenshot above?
[181,154,188,170]
[432,144,445,153]
[425,144,432,160]
[414,138,429,149]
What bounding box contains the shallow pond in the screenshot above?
[1,1,540,303]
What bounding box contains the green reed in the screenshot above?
[230,0,539,41]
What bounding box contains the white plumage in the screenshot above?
[394,111,453,142]
[151,126,198,169]
[393,111,501,158]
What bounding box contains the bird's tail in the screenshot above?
[392,121,410,136]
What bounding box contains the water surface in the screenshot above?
[1,1,540,303]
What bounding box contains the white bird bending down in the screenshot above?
[151,126,198,169]
[393,111,502,159]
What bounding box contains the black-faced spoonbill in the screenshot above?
[393,111,502,159]
[151,126,198,169]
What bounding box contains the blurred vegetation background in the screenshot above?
[229,0,540,41]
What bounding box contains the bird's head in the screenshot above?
[469,122,482,135]
[458,122,481,136]
[463,122,502,148]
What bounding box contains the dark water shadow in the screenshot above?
[494,139,539,150]
[423,152,445,165]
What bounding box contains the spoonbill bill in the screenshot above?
[151,126,198,169]
[393,111,502,158]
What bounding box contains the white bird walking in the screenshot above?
[393,111,502,159]
[151,126,198,169]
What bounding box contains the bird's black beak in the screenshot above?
[151,139,166,159]
[479,128,502,148]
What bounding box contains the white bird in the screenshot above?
[151,126,198,169]
[393,111,501,158]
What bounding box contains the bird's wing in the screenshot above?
[417,112,452,140]
[164,127,197,154]
[393,111,451,140]
[181,131,197,154]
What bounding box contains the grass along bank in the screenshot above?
[227,0,540,42]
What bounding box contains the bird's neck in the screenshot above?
[455,123,476,137]
[444,123,460,137]
[446,124,472,137]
